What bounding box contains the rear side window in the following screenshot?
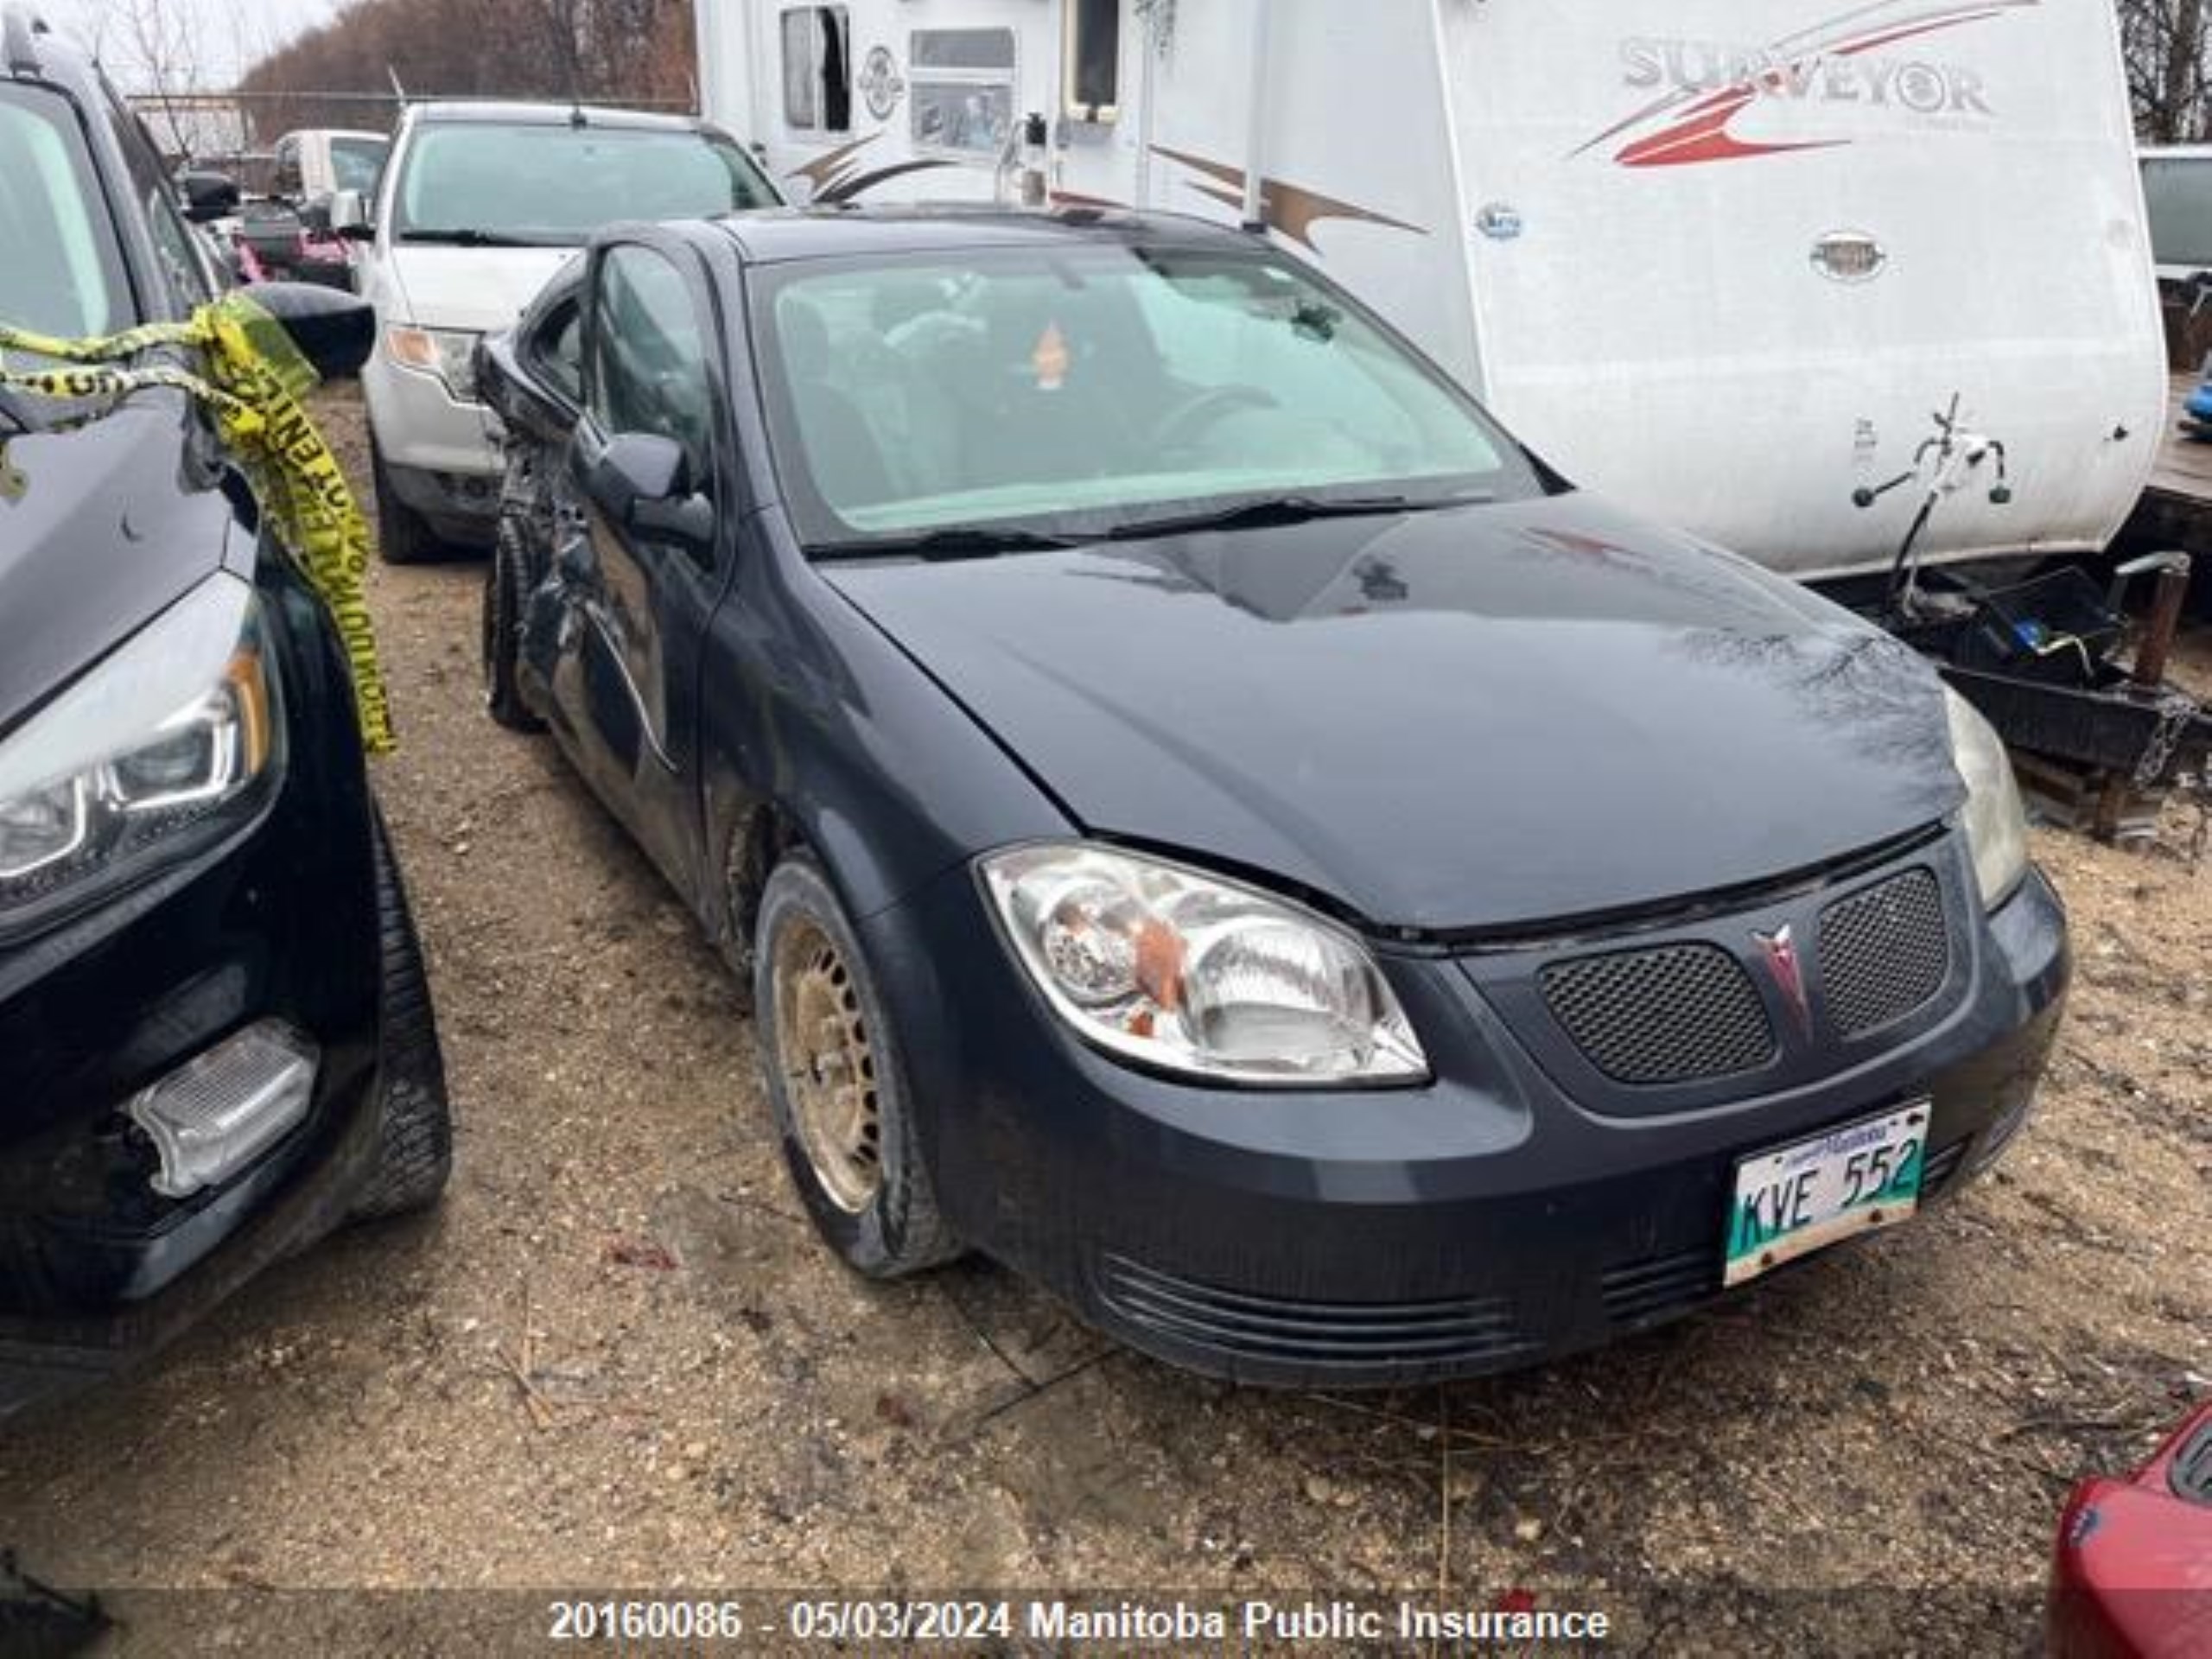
[0,83,130,346]
[781,6,852,134]
[529,294,584,405]
[590,245,714,494]
[328,136,386,195]
[274,134,302,195]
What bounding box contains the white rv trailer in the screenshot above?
[695,0,2168,583]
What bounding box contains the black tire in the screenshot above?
[348,807,454,1220]
[753,852,959,1278]
[482,515,544,733]
[371,436,441,565]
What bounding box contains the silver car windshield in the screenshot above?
[394,123,778,244]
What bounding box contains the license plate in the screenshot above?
[1724,1103,1929,1287]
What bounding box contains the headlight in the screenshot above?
[0,575,282,924]
[385,324,480,402]
[1944,688,2030,908]
[980,843,1428,1086]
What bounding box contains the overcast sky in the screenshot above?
[59,0,347,90]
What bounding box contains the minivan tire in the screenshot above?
[371,438,440,565]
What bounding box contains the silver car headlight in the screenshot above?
[385,323,481,403]
[980,843,1428,1086]
[1944,688,2030,909]
[0,575,283,922]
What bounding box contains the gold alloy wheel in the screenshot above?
[772,918,883,1214]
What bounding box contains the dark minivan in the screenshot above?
[479,206,2067,1388]
[0,10,450,1416]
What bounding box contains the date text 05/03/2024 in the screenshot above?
[545,1598,1616,1645]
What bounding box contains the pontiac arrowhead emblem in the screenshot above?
[1752,925,1814,1039]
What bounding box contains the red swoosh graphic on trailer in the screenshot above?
[1583,0,2036,169]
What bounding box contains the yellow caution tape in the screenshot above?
[0,295,395,756]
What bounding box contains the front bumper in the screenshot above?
[868,834,2069,1388]
[0,571,385,1418]
[362,347,501,537]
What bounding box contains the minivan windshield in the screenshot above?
[394,121,777,244]
[750,244,1541,550]
[0,82,131,354]
[329,135,387,195]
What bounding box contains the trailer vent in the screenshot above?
[1819,869,1951,1039]
[1541,944,1777,1086]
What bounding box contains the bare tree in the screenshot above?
[83,0,207,155]
[2123,0,2212,143]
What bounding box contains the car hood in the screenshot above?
[823,494,1967,933]
[0,394,238,741]
[383,244,575,332]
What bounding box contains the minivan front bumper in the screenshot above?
[867,835,2068,1389]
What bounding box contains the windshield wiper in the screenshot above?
[397,228,555,247]
[1106,490,1495,541]
[810,524,1090,561]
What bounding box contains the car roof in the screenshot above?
[405,99,709,133]
[707,204,1266,265]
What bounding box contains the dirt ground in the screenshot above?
[3,387,2209,1652]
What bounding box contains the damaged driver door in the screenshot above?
[555,238,729,888]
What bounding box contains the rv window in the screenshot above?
[2142,157,2212,271]
[1065,0,1121,120]
[781,6,852,135]
[910,28,1015,156]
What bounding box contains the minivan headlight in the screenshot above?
[980,843,1428,1086]
[0,575,282,921]
[1944,688,2030,908]
[386,324,480,402]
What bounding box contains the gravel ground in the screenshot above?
[3,387,2208,1653]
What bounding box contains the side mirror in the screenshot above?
[178,170,241,224]
[585,432,715,547]
[247,282,376,380]
[327,189,372,240]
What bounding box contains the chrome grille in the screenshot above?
[1819,869,1950,1039]
[1540,944,1777,1086]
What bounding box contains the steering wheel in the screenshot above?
[1153,385,1279,452]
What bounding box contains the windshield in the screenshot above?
[2142,156,2212,270]
[749,243,1540,550]
[329,135,387,194]
[394,121,777,243]
[0,82,131,357]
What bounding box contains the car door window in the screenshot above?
[105,97,211,310]
[590,245,715,495]
[531,296,585,405]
